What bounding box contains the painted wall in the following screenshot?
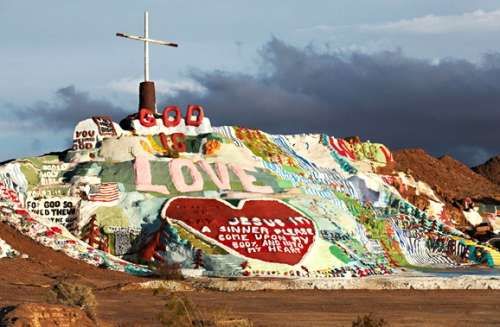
[1,116,497,278]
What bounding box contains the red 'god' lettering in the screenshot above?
[139,105,205,128]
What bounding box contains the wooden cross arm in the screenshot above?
[116,32,178,47]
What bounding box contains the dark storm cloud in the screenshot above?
[15,85,127,129]
[161,38,500,166]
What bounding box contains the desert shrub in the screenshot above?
[157,292,252,327]
[48,281,97,321]
[158,293,201,327]
[352,313,388,327]
[209,307,253,327]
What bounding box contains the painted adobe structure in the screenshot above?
[0,105,499,278]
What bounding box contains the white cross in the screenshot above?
[116,11,178,82]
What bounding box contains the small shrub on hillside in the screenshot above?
[48,281,97,321]
[157,292,252,327]
[158,293,199,326]
[209,307,253,327]
[352,313,388,327]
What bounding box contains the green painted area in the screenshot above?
[329,244,351,263]
[206,132,224,141]
[248,168,283,192]
[149,161,176,191]
[171,222,227,255]
[95,206,129,228]
[334,191,372,218]
[224,199,241,207]
[184,135,203,153]
[228,169,244,192]
[181,166,195,185]
[276,178,294,189]
[19,163,39,188]
[99,162,135,190]
[369,219,409,267]
[348,238,367,253]
[21,154,60,169]
[376,228,413,265]
[282,164,302,175]
[64,161,133,192]
[63,162,93,182]
[334,191,410,267]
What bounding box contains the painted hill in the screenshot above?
[0,110,499,278]
[473,155,500,186]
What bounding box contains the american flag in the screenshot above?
[88,183,120,202]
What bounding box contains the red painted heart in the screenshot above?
[162,197,316,265]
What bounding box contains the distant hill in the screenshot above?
[473,155,500,186]
[393,149,500,204]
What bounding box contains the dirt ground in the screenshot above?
[1,222,500,326]
[2,284,500,326]
[189,289,500,326]
[93,288,500,326]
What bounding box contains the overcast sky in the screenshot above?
[1,1,500,165]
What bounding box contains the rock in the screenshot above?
[0,303,95,327]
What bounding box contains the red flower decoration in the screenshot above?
[50,226,62,234]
